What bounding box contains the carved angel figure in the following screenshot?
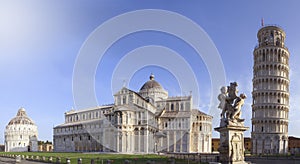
[218,86,228,119]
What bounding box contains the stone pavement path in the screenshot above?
[0,157,48,164]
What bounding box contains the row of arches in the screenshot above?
[252,123,288,134]
[252,108,288,120]
[252,134,288,140]
[252,119,288,125]
[162,118,189,130]
[165,101,190,112]
[258,28,285,44]
[6,126,34,131]
[161,131,189,153]
[252,91,289,97]
[66,109,106,123]
[258,28,284,37]
[253,77,289,85]
[191,122,211,132]
[253,78,289,92]
[252,92,289,105]
[54,127,158,153]
[196,115,211,121]
[253,83,289,92]
[191,133,211,153]
[111,110,156,127]
[254,69,288,79]
[254,48,289,63]
[253,63,289,72]
[133,127,157,134]
[254,46,288,56]
[252,104,289,111]
[252,137,288,154]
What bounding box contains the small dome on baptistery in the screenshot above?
[8,107,35,125]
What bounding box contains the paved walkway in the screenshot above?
[0,157,48,164]
[247,159,299,164]
[245,157,300,164]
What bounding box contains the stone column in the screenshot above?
[166,131,169,152]
[138,128,140,153]
[180,131,183,152]
[187,132,190,152]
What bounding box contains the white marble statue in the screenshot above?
[217,86,228,119]
[218,82,247,126]
[232,93,247,120]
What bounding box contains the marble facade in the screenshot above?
[53,74,212,153]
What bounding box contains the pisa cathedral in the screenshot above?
[252,25,290,154]
[54,74,212,153]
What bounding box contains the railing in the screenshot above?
[165,152,220,163]
[260,24,284,30]
[254,44,289,50]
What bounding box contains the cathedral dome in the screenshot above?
[139,74,168,102]
[8,107,35,125]
[140,74,164,91]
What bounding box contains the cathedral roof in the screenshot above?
[8,107,35,125]
[139,74,164,91]
[191,109,213,118]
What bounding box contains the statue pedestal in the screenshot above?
[215,123,249,164]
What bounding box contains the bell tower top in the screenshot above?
[257,25,286,48]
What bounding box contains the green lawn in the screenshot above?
[0,152,207,164]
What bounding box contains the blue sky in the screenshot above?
[1,0,300,142]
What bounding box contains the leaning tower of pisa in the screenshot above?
[251,25,289,155]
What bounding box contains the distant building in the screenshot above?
[212,138,220,152]
[0,145,4,152]
[289,136,300,154]
[4,108,38,152]
[54,74,212,153]
[38,141,53,152]
[252,25,290,154]
[244,137,251,153]
[212,137,251,153]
